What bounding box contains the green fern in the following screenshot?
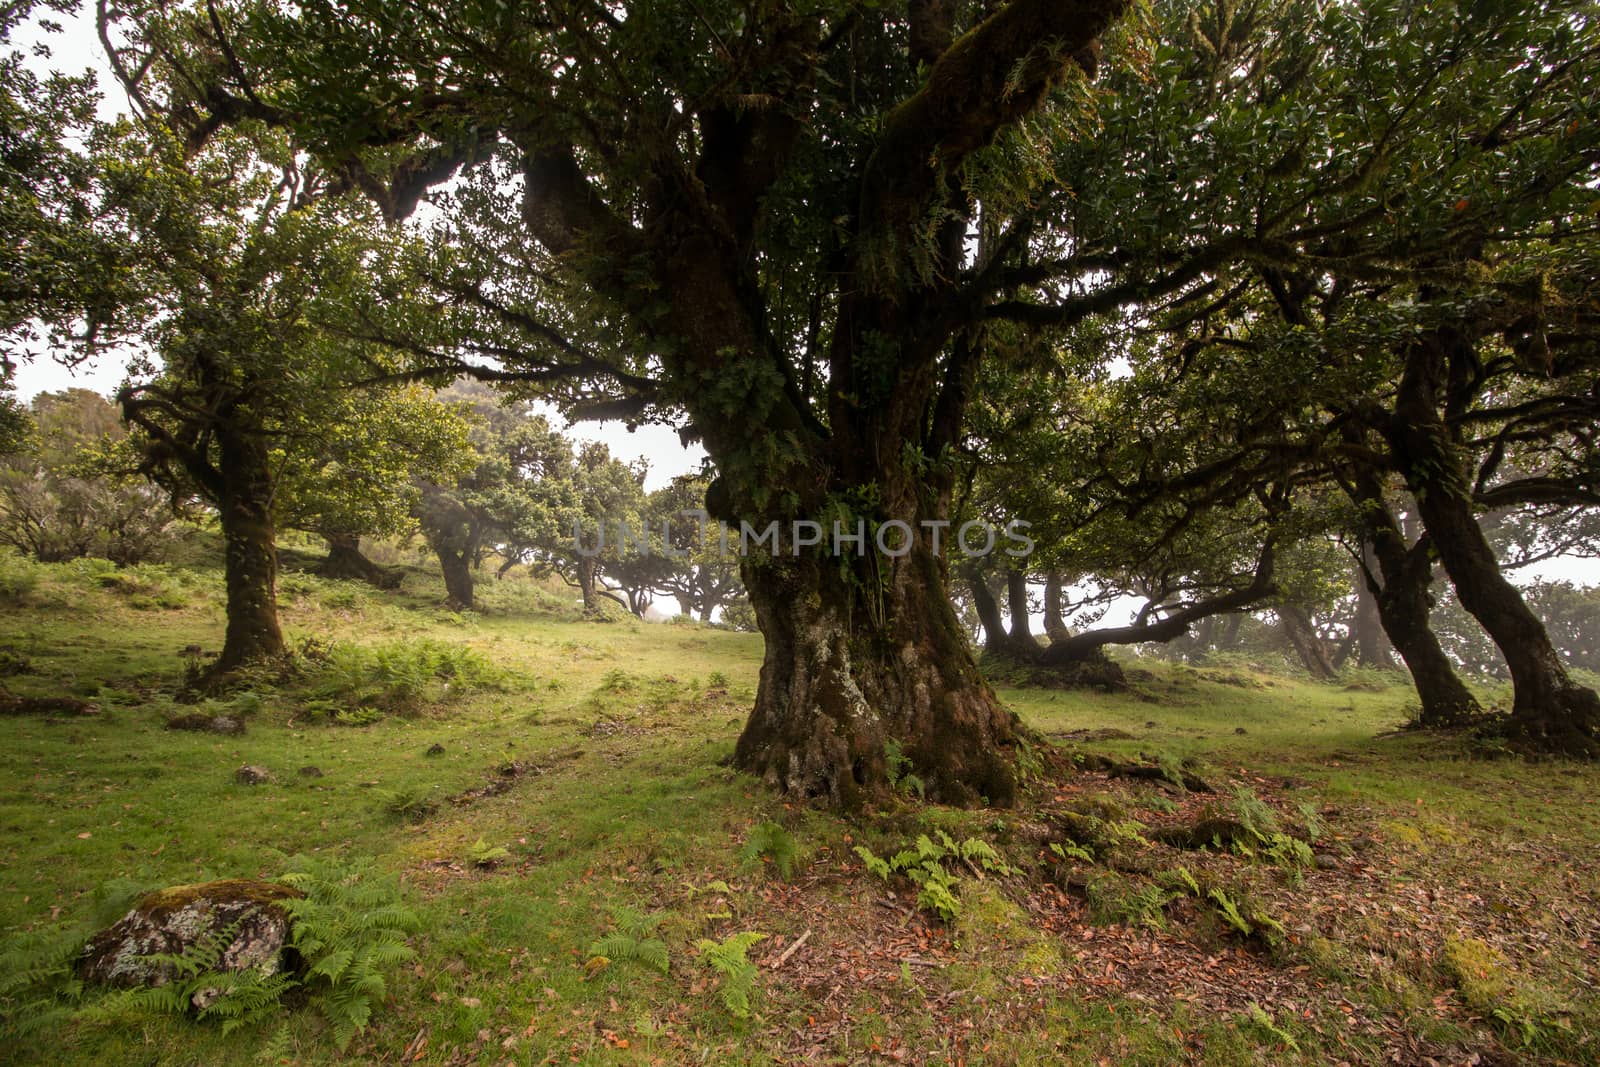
[854,844,893,881]
[467,838,512,869]
[695,931,766,1019]
[0,922,95,1038]
[740,820,801,878]
[883,740,926,798]
[1209,888,1253,936]
[1050,840,1095,863]
[275,855,422,1049]
[1229,786,1281,843]
[851,832,1016,923]
[1164,865,1203,897]
[1245,1002,1301,1052]
[1264,832,1314,882]
[586,908,669,976]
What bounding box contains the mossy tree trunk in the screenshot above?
[1388,330,1598,752]
[1342,454,1481,726]
[734,542,1021,810]
[213,430,285,676]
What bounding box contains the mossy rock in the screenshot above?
[79,879,303,990]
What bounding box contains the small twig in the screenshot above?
[770,927,812,969]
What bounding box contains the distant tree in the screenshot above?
[640,476,746,623]
[273,385,473,589]
[0,389,173,564]
[1,3,126,355]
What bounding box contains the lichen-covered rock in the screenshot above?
[78,879,303,993]
[234,764,272,784]
[166,713,246,735]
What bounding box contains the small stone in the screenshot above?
[234,765,272,785]
[298,765,324,778]
[426,743,445,756]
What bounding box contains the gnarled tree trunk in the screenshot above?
[436,546,474,611]
[735,544,1020,809]
[1279,605,1337,680]
[318,532,401,589]
[213,432,284,677]
[415,484,477,611]
[1389,330,1598,752]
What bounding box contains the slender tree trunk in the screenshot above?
[1388,332,1599,752]
[1353,542,1395,668]
[736,544,1020,809]
[577,557,600,614]
[968,575,1010,655]
[1279,605,1337,680]
[1218,613,1246,650]
[1343,448,1482,726]
[212,433,284,677]
[1042,572,1072,644]
[1005,568,1040,653]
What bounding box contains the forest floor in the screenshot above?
[1,543,1598,1066]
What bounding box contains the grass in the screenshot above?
[0,546,1597,1065]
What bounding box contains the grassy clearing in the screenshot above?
[1,548,1597,1065]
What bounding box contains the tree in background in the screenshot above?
[107,0,1142,806]
[639,475,746,623]
[0,388,174,564]
[275,384,474,589]
[90,123,427,680]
